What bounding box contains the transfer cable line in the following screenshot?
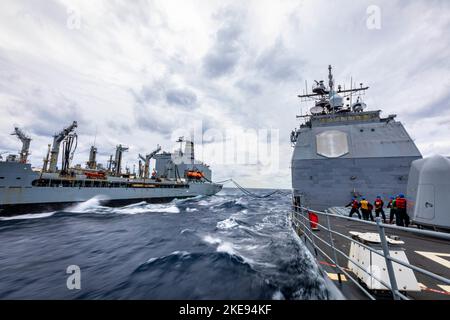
[206,177,290,198]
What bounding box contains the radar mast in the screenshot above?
[297,65,369,116]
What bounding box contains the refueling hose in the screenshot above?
[205,177,291,199]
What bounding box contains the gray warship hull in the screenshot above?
[0,162,222,216]
[291,111,422,210]
[289,66,450,301]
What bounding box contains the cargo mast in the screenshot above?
[138,145,161,178]
[11,127,31,163]
[48,121,78,173]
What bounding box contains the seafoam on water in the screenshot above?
[0,189,332,299]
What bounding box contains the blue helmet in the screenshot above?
[399,193,405,198]
[376,195,381,198]
[362,197,366,200]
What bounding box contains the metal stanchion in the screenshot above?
[376,217,400,300]
[326,213,342,283]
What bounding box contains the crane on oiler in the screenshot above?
[112,144,129,176]
[48,121,78,173]
[139,145,161,179]
[11,126,32,163]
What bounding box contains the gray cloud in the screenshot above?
[166,88,197,107]
[105,120,132,134]
[7,97,86,138]
[255,38,303,81]
[132,84,200,136]
[235,78,262,96]
[132,85,162,104]
[203,7,245,78]
[407,92,450,118]
[132,96,174,136]
[15,0,67,27]
[135,114,174,136]
[0,0,449,188]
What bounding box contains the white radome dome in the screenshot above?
[329,93,343,109]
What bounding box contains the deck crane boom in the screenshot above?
[48,121,77,172]
[113,144,129,176]
[139,145,161,178]
[11,127,32,163]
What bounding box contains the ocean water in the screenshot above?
[0,188,332,299]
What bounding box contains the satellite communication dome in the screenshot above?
[310,106,324,115]
[352,101,367,112]
[329,92,343,110]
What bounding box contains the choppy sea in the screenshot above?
[0,188,333,299]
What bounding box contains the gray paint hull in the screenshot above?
[291,111,422,210]
[0,183,221,216]
[0,162,222,216]
[292,156,420,210]
[1,182,221,204]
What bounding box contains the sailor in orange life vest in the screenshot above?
[345,197,361,219]
[395,194,410,227]
[374,196,386,223]
[359,197,374,221]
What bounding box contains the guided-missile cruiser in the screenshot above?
[0,123,222,216]
[289,66,450,300]
[291,65,422,210]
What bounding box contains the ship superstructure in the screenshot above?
[289,66,450,301]
[291,66,422,210]
[0,123,222,216]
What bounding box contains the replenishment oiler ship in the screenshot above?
[0,122,222,216]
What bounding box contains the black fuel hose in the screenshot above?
[205,177,290,199]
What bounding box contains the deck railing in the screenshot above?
[290,204,450,300]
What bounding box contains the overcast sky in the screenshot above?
[0,0,449,189]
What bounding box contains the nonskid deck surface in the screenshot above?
[294,207,450,300]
